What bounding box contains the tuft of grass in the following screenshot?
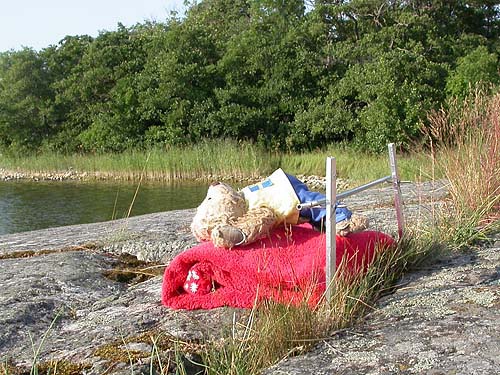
[198,227,441,375]
[29,312,61,375]
[424,89,500,248]
[201,300,330,375]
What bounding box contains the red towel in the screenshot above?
[161,224,394,310]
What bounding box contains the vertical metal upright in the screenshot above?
[325,157,337,303]
[388,143,405,239]
[323,145,404,303]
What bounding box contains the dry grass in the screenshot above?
[423,89,500,245]
[198,230,436,375]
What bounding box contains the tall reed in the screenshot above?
[281,144,431,183]
[1,141,432,184]
[423,89,500,245]
[0,140,274,181]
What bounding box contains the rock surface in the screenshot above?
[0,180,498,374]
[264,234,500,375]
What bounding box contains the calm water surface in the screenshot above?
[0,180,209,235]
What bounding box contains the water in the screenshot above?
[0,180,209,236]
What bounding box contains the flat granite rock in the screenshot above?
[0,249,243,372]
[264,236,500,375]
[0,208,241,373]
[1,180,498,374]
[0,209,198,261]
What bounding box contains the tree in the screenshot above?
[77,24,155,152]
[0,49,53,152]
[139,1,249,146]
[54,24,152,152]
[446,45,499,99]
[209,0,324,147]
[41,35,93,151]
[1,0,498,154]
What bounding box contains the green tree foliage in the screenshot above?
[138,9,225,147]
[61,24,153,152]
[0,0,498,154]
[446,45,500,99]
[41,35,93,151]
[210,0,321,148]
[0,48,53,151]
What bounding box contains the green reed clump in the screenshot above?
[0,140,276,181]
[280,144,433,183]
[0,140,433,184]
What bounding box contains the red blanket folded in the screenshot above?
[162,224,394,310]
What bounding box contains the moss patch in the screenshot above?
[93,343,150,363]
[37,360,92,375]
[0,244,99,260]
[95,330,203,358]
[1,360,91,375]
[93,330,205,373]
[0,360,21,375]
[102,253,165,284]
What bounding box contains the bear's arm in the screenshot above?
[211,207,277,248]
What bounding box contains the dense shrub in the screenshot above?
[0,0,498,154]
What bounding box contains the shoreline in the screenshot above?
[0,167,260,183]
[0,167,348,190]
[0,167,91,181]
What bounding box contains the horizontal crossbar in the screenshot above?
[297,175,392,210]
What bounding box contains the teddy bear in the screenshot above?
[191,168,369,249]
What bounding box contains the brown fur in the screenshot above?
[191,181,369,249]
[336,214,369,236]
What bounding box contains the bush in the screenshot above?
[446,46,500,99]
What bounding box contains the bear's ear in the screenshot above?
[202,185,223,203]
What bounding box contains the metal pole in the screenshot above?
[337,175,392,200]
[325,157,336,303]
[296,175,392,210]
[388,143,405,239]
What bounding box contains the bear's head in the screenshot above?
[191,182,247,242]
